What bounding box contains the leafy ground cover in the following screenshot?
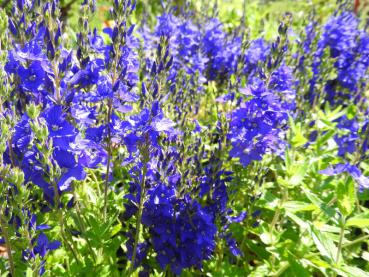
[1,0,369,276]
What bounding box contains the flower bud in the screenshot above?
[27,103,41,120]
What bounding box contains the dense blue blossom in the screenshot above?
[142,187,216,275]
[155,13,179,38]
[5,1,369,276]
[122,101,175,153]
[228,75,292,166]
[309,11,369,106]
[8,105,97,203]
[244,38,270,75]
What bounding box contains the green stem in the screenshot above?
[103,99,113,222]
[89,168,101,196]
[270,187,288,271]
[7,138,15,167]
[52,182,81,265]
[274,262,289,277]
[74,192,97,264]
[270,187,288,243]
[53,63,61,104]
[270,208,281,242]
[343,234,369,249]
[129,158,148,274]
[242,0,247,25]
[0,207,15,277]
[25,228,38,277]
[336,220,345,264]
[102,13,125,221]
[59,210,81,265]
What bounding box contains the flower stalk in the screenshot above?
[0,206,15,277]
[129,142,149,274]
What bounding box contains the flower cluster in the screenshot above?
[228,72,294,166]
[310,11,369,105]
[303,10,369,183]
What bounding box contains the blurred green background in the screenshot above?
[77,0,339,38]
[69,0,338,39]
[2,0,362,40]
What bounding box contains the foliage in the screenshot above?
[0,0,369,276]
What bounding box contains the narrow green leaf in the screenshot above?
[303,188,336,222]
[286,212,309,230]
[317,129,335,147]
[346,212,369,228]
[288,160,309,187]
[291,131,308,148]
[310,225,338,263]
[288,255,310,277]
[336,265,369,277]
[284,201,317,213]
[110,224,122,237]
[336,179,356,217]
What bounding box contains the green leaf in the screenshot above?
[291,131,308,148]
[26,268,33,277]
[285,146,291,169]
[362,251,369,262]
[336,179,356,217]
[346,212,369,228]
[286,160,309,187]
[84,185,98,205]
[284,201,316,213]
[346,104,358,120]
[245,240,270,260]
[303,188,336,222]
[260,230,278,245]
[249,264,270,277]
[288,255,310,277]
[335,265,369,277]
[110,224,122,237]
[310,225,339,263]
[286,212,309,230]
[305,255,331,269]
[324,105,346,122]
[259,191,279,210]
[317,129,335,148]
[288,118,308,148]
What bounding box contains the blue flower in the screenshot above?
[123,101,175,153]
[322,12,359,59]
[143,193,216,275]
[33,233,61,275]
[334,116,360,157]
[12,115,33,157]
[155,13,179,37]
[17,61,45,91]
[308,11,369,105]
[34,233,61,258]
[320,163,369,191]
[227,69,294,167]
[68,59,104,89]
[42,106,77,149]
[244,38,270,75]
